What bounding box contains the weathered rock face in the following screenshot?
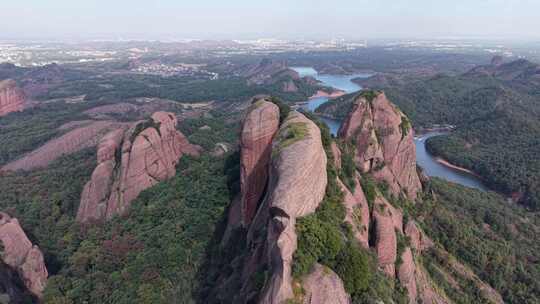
[0,212,48,298]
[398,247,417,303]
[338,177,370,249]
[258,111,328,303]
[76,112,200,223]
[338,92,421,199]
[302,264,351,304]
[240,100,280,226]
[0,79,26,117]
[2,121,128,172]
[372,196,399,277]
[404,220,433,253]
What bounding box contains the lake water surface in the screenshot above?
[291,66,370,135]
[414,133,488,191]
[292,66,488,191]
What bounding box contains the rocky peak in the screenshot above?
[0,212,48,299]
[240,99,280,226]
[0,79,26,117]
[76,111,201,223]
[257,111,328,303]
[212,109,329,303]
[338,91,421,200]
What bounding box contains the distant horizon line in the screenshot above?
[1,34,539,44]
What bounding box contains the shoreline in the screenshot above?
[309,89,346,100]
[434,157,480,178]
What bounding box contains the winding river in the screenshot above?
[292,67,488,191]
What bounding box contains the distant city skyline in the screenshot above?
[2,0,540,41]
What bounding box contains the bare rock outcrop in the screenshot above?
[2,121,128,172]
[240,100,280,226]
[338,92,421,199]
[76,112,200,223]
[397,247,417,303]
[0,212,48,298]
[405,220,433,253]
[302,264,351,304]
[338,177,370,248]
[258,111,327,303]
[372,196,398,278]
[0,79,26,117]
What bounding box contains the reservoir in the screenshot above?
[292,66,488,191]
[414,132,488,191]
[291,66,370,135]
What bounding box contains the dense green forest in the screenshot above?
[14,71,315,104]
[0,111,241,303]
[415,178,540,303]
[0,102,95,166]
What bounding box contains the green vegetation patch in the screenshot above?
[399,115,412,138]
[270,96,291,124]
[338,141,357,192]
[130,119,162,143]
[274,121,310,155]
[359,90,380,103]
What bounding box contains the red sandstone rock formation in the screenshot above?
[0,79,26,117]
[338,177,370,248]
[76,112,200,223]
[240,100,280,226]
[302,264,351,304]
[405,220,433,253]
[338,92,421,199]
[249,111,327,304]
[398,247,417,303]
[0,212,48,298]
[372,195,399,277]
[2,121,128,172]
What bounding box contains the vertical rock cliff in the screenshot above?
[255,111,328,304]
[0,79,26,117]
[76,111,200,223]
[206,101,333,304]
[0,212,48,299]
[338,91,421,200]
[240,100,280,226]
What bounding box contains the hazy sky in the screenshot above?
[3,0,540,40]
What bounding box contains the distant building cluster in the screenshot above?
[131,62,219,79]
